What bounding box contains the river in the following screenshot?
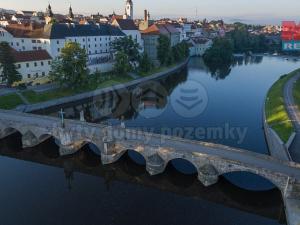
[1,56,299,225]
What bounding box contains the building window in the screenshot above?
[88,38,90,42]
[32,40,36,43]
[17,64,21,69]
[57,48,60,52]
[21,39,24,43]
[95,44,97,47]
[57,40,59,44]
[48,61,51,65]
[34,62,37,67]
[16,42,19,46]
[89,51,91,54]
[41,61,44,66]
[22,46,25,50]
[42,72,45,76]
[33,47,37,50]
[95,50,97,54]
[27,74,31,78]
[38,47,42,50]
[94,38,96,41]
[37,40,41,43]
[26,63,29,68]
[44,40,47,44]
[11,42,13,46]
[35,73,38,78]
[83,38,85,42]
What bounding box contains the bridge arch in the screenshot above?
[38,134,53,143]
[215,165,287,193]
[167,158,198,175]
[3,126,22,136]
[126,149,146,166]
[82,141,102,156]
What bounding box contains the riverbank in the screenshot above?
[22,58,189,113]
[0,59,189,111]
[0,94,23,110]
[294,79,300,110]
[265,69,300,143]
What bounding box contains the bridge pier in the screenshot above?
[197,164,219,186]
[59,142,83,156]
[146,153,165,175]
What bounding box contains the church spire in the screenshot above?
[46,4,53,17]
[68,5,74,19]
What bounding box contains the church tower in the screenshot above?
[68,5,74,20]
[124,0,133,20]
[45,4,54,24]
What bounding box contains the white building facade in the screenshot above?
[188,38,213,56]
[0,23,126,78]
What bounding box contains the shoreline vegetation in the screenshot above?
[0,61,185,110]
[294,78,300,111]
[265,69,300,143]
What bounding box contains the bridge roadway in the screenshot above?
[0,109,300,191]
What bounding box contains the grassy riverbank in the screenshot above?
[0,94,24,110]
[294,78,300,110]
[22,74,133,104]
[265,69,300,142]
[0,61,186,109]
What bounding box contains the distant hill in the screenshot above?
[0,8,16,15]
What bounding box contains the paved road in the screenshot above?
[284,73,300,162]
[0,83,58,97]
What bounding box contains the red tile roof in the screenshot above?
[12,49,52,63]
[141,24,160,35]
[141,24,180,35]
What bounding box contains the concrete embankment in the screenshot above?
[263,71,300,162]
[263,102,291,161]
[22,58,189,113]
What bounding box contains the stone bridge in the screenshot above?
[1,109,300,201]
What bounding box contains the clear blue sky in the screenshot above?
[1,0,300,24]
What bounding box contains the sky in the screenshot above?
[1,0,300,25]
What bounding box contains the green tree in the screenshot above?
[111,36,140,65]
[203,38,234,65]
[157,35,171,66]
[50,42,88,90]
[139,53,152,73]
[0,42,21,87]
[113,51,132,75]
[172,41,189,62]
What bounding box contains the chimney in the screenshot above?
[144,10,148,21]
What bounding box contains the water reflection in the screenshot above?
[0,134,286,225]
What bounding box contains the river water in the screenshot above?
[1,56,300,225]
